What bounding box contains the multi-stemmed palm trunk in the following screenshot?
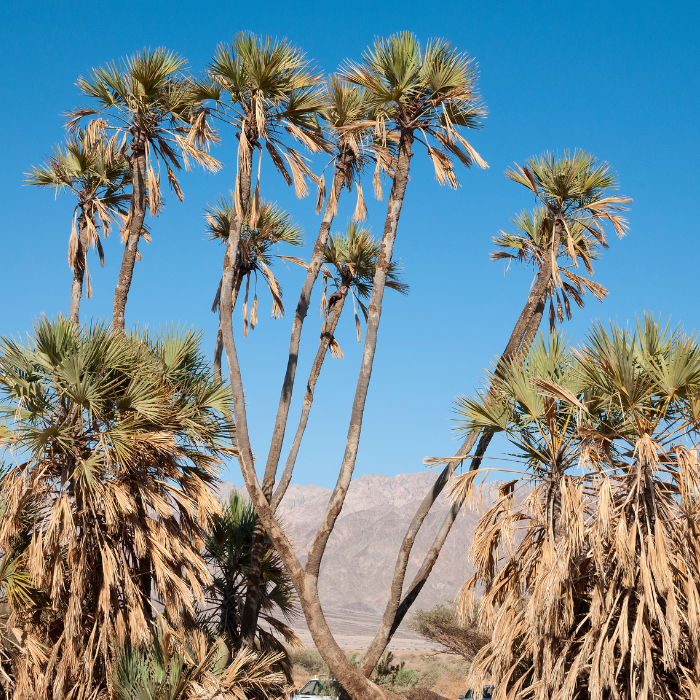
[237,80,379,643]
[358,152,632,675]
[223,34,486,700]
[272,225,407,508]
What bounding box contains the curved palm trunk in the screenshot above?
[213,271,244,380]
[359,220,563,676]
[271,290,348,510]
[240,162,348,644]
[220,196,395,700]
[69,217,89,326]
[113,145,147,333]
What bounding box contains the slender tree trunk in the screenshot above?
[271,289,348,510]
[305,133,413,581]
[213,271,244,380]
[359,217,563,675]
[240,162,348,644]
[69,217,89,326]
[262,162,349,495]
[219,170,395,699]
[113,142,147,333]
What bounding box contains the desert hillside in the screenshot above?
[219,472,502,650]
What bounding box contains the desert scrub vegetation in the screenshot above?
[410,602,490,660]
[289,647,470,697]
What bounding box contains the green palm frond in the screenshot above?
[338,32,487,187]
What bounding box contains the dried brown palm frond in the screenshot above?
[0,318,232,700]
[457,316,700,700]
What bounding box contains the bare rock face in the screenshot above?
[218,472,502,648]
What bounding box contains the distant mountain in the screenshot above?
[218,472,503,649]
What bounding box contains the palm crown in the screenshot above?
[321,223,408,348]
[68,48,220,216]
[492,207,609,328]
[339,32,488,185]
[203,32,326,206]
[207,195,305,333]
[26,132,131,285]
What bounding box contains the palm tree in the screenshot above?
[201,492,300,678]
[272,223,408,507]
[202,32,326,377]
[67,48,220,331]
[456,317,700,700]
[205,195,305,376]
[307,33,485,679]
[0,318,231,700]
[114,618,287,700]
[202,32,327,649]
[261,77,382,505]
[25,132,130,324]
[360,151,631,676]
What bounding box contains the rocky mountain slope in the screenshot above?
[219,472,503,650]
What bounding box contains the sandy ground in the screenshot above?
[289,606,440,652]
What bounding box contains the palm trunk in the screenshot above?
[359,217,563,676]
[219,177,394,700]
[213,271,244,380]
[262,162,349,495]
[113,143,147,332]
[271,290,348,510]
[305,132,413,580]
[69,217,89,326]
[240,162,348,644]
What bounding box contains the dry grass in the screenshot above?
[288,647,469,697]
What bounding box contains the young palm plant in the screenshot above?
[456,317,700,700]
[113,617,288,700]
[206,195,305,376]
[25,132,130,324]
[201,492,300,678]
[68,48,221,331]
[0,318,231,700]
[272,224,408,507]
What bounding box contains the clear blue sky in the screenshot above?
[1,0,698,488]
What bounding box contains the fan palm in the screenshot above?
[25,132,130,324]
[0,318,231,700]
[272,223,408,507]
[201,492,300,678]
[206,195,305,375]
[361,151,631,676]
[202,32,326,648]
[456,317,700,700]
[67,48,221,331]
[261,78,383,509]
[114,617,287,700]
[203,32,325,377]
